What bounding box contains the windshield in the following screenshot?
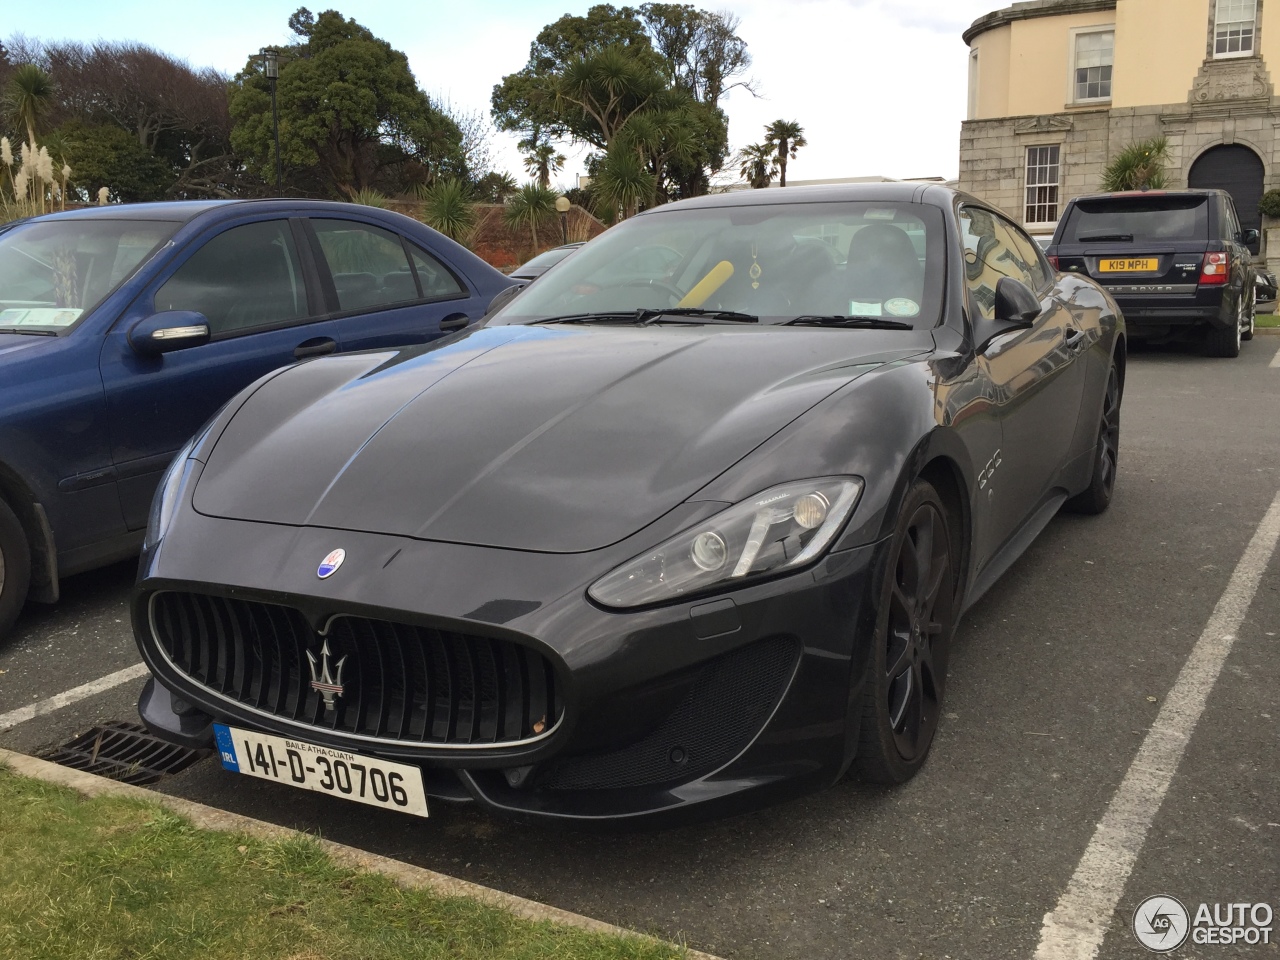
[488,201,945,328]
[0,219,177,333]
[1060,196,1209,244]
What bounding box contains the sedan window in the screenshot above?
[0,219,175,332]
[407,244,465,299]
[312,219,421,311]
[155,220,308,336]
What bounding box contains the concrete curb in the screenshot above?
[0,748,723,960]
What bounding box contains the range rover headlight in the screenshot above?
[588,477,863,608]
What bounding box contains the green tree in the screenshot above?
[638,3,753,107]
[1101,136,1170,192]
[230,9,467,197]
[736,141,777,188]
[504,182,558,251]
[58,121,170,202]
[764,119,805,187]
[4,63,55,148]
[474,170,518,202]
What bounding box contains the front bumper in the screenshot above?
[134,510,888,825]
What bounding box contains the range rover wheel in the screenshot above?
[0,498,31,640]
[1204,315,1241,358]
[1242,290,1256,342]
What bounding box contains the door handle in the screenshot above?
[294,337,338,360]
[1064,327,1086,350]
[439,313,471,333]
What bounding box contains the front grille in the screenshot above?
[151,591,561,747]
[540,635,798,791]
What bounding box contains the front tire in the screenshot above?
[1066,361,1121,515]
[855,479,958,784]
[0,498,31,640]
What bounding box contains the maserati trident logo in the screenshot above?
[306,640,347,712]
[317,548,346,579]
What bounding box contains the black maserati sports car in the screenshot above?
[133,183,1124,824]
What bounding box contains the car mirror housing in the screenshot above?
[1241,228,1260,245]
[128,311,212,357]
[971,278,1040,353]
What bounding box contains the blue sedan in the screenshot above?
[0,199,516,637]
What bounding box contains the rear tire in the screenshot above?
[1203,307,1243,358]
[0,498,31,640]
[855,479,958,784]
[1242,290,1256,342]
[1066,361,1121,515]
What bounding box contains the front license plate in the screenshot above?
[213,723,428,817]
[1099,257,1159,272]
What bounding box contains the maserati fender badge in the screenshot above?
[306,639,347,711]
[317,548,346,579]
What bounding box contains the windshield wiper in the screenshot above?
[0,326,58,336]
[1077,233,1134,243]
[784,315,914,329]
[529,308,758,326]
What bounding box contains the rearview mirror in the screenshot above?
[972,278,1041,353]
[128,311,211,357]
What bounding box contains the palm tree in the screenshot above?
[4,64,55,149]
[736,142,778,189]
[1101,137,1170,192]
[418,178,476,243]
[764,119,806,187]
[593,146,657,220]
[520,141,566,190]
[504,182,558,252]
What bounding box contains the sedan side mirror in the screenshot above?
[128,311,212,357]
[973,277,1041,353]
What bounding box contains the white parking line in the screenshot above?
[0,662,150,733]
[1270,343,1280,368]
[1034,490,1280,959]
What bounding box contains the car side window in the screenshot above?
[311,219,422,312]
[1005,222,1051,292]
[407,244,465,300]
[154,220,308,336]
[958,207,1041,320]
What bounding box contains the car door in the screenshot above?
[303,217,477,351]
[960,206,1088,557]
[100,216,338,530]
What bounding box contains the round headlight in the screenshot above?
[690,531,728,572]
[792,492,830,530]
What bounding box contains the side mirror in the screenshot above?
[482,282,525,320]
[973,277,1041,353]
[128,311,211,357]
[1241,228,1260,245]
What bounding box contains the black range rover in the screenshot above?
[1047,189,1256,357]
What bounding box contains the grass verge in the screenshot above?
[0,766,685,960]
[1254,312,1280,328]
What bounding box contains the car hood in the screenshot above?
[0,332,57,360]
[193,324,928,552]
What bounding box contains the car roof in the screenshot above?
[23,198,423,224]
[1067,188,1225,203]
[640,181,938,215]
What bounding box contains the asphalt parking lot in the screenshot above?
[2,336,1278,960]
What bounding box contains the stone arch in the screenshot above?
[1188,142,1265,252]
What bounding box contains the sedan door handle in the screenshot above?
[1064,327,1086,351]
[294,337,338,360]
[439,313,471,333]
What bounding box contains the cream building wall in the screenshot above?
[960,0,1280,259]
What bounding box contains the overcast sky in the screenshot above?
[6,0,1003,187]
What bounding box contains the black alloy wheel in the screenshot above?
[0,497,31,640]
[856,479,957,784]
[1242,285,1256,342]
[1066,361,1121,515]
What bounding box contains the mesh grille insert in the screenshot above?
[151,591,560,746]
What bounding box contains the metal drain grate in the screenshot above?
[37,721,210,785]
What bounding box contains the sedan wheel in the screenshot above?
[856,479,957,784]
[0,498,31,639]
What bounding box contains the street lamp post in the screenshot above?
[261,49,282,194]
[555,195,571,245]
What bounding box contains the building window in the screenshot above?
[1073,30,1114,101]
[1214,0,1257,57]
[1025,145,1061,226]
[968,50,980,119]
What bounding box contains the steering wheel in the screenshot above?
[621,277,684,305]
